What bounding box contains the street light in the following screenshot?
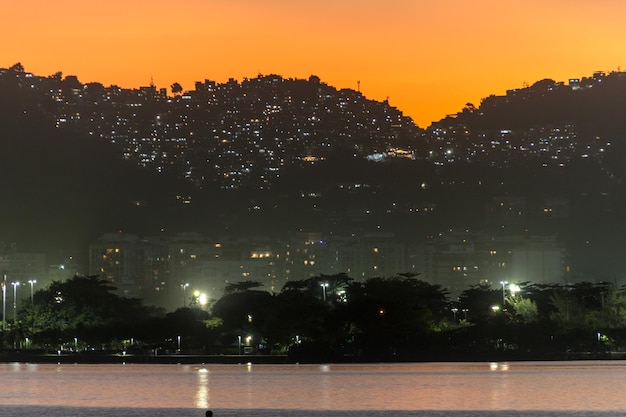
[1,274,6,332]
[28,280,36,307]
[500,280,508,307]
[180,283,189,307]
[451,307,459,322]
[193,290,208,307]
[462,308,469,320]
[320,283,329,302]
[11,282,20,322]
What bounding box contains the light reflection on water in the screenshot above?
[1,361,626,412]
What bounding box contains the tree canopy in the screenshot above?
[4,274,626,361]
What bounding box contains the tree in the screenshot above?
[343,275,449,359]
[224,280,264,295]
[457,284,502,322]
[171,82,183,95]
[21,274,160,348]
[511,298,539,323]
[211,285,274,351]
[281,273,353,302]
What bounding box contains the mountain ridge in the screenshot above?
[1,64,625,282]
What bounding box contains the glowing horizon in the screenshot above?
[5,0,626,127]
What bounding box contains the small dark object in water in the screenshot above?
[205,411,213,417]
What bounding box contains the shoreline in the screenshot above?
[1,350,625,364]
[0,352,291,364]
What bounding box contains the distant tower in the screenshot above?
[357,80,360,92]
[150,75,155,88]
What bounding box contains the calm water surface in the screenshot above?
[0,361,625,417]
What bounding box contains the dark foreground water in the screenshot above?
[1,361,625,416]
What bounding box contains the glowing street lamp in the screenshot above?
[320,283,329,301]
[500,281,508,306]
[28,279,36,306]
[180,283,189,307]
[451,307,459,322]
[193,290,208,307]
[1,274,6,331]
[11,282,20,322]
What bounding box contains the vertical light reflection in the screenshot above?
[195,368,210,409]
[318,364,331,409]
[244,363,254,407]
[488,362,511,409]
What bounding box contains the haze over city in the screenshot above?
[6,0,626,127]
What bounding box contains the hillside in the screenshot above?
[0,114,200,256]
[1,66,626,281]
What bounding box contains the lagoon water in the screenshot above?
[0,361,625,417]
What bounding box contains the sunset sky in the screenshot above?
[5,0,626,127]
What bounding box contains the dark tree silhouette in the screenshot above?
[171,82,183,95]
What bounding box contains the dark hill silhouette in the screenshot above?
[434,72,626,146]
[0,113,200,257]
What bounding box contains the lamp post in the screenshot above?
[27,279,37,336]
[28,280,36,307]
[11,282,20,322]
[320,283,329,302]
[500,280,508,307]
[180,283,189,307]
[451,307,458,322]
[1,274,6,332]
[462,308,469,320]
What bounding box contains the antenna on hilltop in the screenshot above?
[357,80,360,93]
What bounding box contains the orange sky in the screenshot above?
[4,0,626,127]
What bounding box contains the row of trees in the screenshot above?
[2,273,625,361]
